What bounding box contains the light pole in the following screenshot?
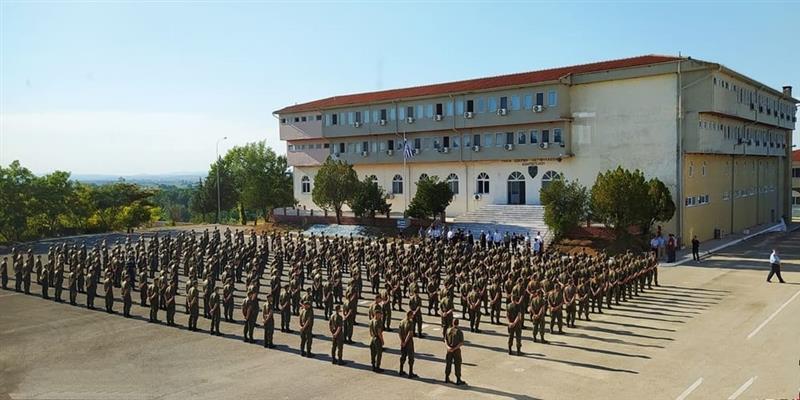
[216,136,228,224]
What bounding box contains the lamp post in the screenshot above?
[216,136,228,224]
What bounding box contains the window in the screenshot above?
[541,170,562,190]
[524,94,533,109]
[505,132,514,145]
[463,134,471,147]
[455,101,463,115]
[541,129,550,143]
[495,133,504,147]
[535,92,544,106]
[435,103,443,116]
[473,134,481,147]
[280,118,287,124]
[701,161,707,176]
[511,96,520,111]
[688,162,694,177]
[417,105,424,120]
[466,100,474,113]
[301,176,311,193]
[487,97,497,113]
[354,111,361,124]
[347,112,354,124]
[553,128,562,143]
[476,98,485,113]
[380,109,387,121]
[443,136,450,148]
[363,110,369,123]
[426,104,434,118]
[387,139,394,150]
[323,143,330,148]
[301,116,307,122]
[392,175,403,194]
[361,141,369,153]
[414,138,421,149]
[684,196,696,207]
[499,96,508,110]
[722,191,730,201]
[548,90,557,107]
[447,173,459,194]
[331,114,338,125]
[389,108,396,121]
[792,168,800,178]
[294,117,300,123]
[517,132,527,145]
[484,133,494,147]
[698,194,709,205]
[476,172,490,194]
[338,143,345,154]
[404,106,413,119]
[452,136,460,148]
[530,130,538,143]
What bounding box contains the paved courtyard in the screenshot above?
[1,229,799,400]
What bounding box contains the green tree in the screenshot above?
[119,201,160,232]
[203,158,239,223]
[28,170,75,236]
[64,183,97,232]
[540,178,588,241]
[590,167,650,234]
[407,175,454,221]
[643,178,676,234]
[349,176,391,220]
[90,181,156,231]
[0,161,36,242]
[190,178,215,222]
[224,141,294,225]
[312,157,358,224]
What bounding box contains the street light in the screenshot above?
[216,136,228,224]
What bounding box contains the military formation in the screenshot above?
[0,227,660,386]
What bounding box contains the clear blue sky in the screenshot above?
[1,1,797,175]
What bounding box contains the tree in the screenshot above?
[119,201,160,232]
[204,158,239,223]
[407,175,454,221]
[90,181,157,231]
[540,178,588,241]
[590,167,650,234]
[223,141,295,225]
[0,161,36,242]
[28,170,74,237]
[349,176,391,220]
[312,157,358,224]
[643,178,676,234]
[190,178,214,222]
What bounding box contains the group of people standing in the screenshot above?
[1,226,660,385]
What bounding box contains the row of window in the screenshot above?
[308,91,558,127]
[687,185,778,207]
[299,170,563,195]
[698,118,787,148]
[688,159,780,178]
[281,114,322,124]
[793,168,800,178]
[713,76,796,122]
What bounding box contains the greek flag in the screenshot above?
[403,139,415,161]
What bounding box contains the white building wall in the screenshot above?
[292,74,680,223]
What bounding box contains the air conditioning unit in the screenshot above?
[361,151,368,157]
[333,152,340,158]
[386,149,394,156]
[497,108,508,116]
[379,119,387,126]
[541,142,549,149]
[473,193,481,200]
[406,117,415,124]
[434,114,443,121]
[354,121,361,128]
[472,145,481,152]
[464,111,474,119]
[505,143,514,151]
[441,147,450,154]
[532,105,544,113]
[413,148,420,155]
[559,141,565,148]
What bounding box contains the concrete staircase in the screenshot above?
[451,204,548,240]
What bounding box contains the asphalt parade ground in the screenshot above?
[1,229,798,400]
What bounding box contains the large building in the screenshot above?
[275,55,797,241]
[793,149,800,216]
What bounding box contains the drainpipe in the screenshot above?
[449,93,468,214]
[676,58,683,245]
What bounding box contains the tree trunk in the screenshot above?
[238,203,247,225]
[335,208,342,225]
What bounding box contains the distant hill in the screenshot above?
[72,173,205,187]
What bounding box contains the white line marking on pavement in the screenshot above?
[747,289,800,339]
[728,376,757,399]
[0,292,20,298]
[676,378,703,400]
[421,323,430,329]
[358,300,368,305]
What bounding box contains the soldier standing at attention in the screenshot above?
[398,310,417,379]
[148,282,160,323]
[369,307,384,373]
[444,318,466,385]
[103,274,114,313]
[262,297,275,348]
[342,300,355,344]
[279,284,292,333]
[53,261,64,302]
[68,264,79,304]
[22,250,32,294]
[323,280,334,320]
[209,287,221,335]
[121,275,132,318]
[564,278,577,328]
[467,287,482,333]
[1,257,8,289]
[187,282,200,331]
[329,304,344,365]
[86,269,97,309]
[548,284,564,335]
[408,287,424,338]
[529,288,547,343]
[299,300,314,358]
[165,281,177,326]
[40,261,50,300]
[439,292,454,339]
[507,298,523,355]
[138,268,148,307]
[223,279,235,322]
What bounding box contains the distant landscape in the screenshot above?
[71,173,205,187]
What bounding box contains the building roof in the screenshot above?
[793,149,800,162]
[274,54,681,114]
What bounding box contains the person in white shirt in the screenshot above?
[446,228,455,242]
[767,249,786,283]
[533,238,541,255]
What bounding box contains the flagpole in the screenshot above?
[403,131,407,214]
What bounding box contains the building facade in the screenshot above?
[793,150,800,217]
[275,55,797,242]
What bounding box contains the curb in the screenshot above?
[663,221,791,268]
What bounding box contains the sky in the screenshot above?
[1,1,798,175]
